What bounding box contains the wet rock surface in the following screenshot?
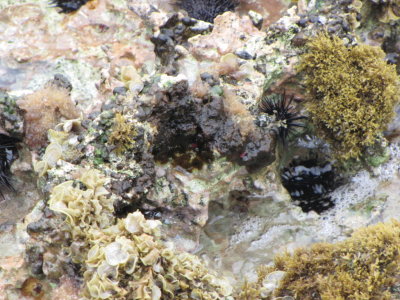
[0,0,400,299]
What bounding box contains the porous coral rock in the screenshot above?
[5,1,400,299]
[189,12,265,60]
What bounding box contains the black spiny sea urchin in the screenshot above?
[0,133,19,198]
[49,0,90,13]
[259,93,306,143]
[176,0,239,23]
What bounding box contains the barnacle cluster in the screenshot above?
[299,33,399,160]
[259,93,306,143]
[175,0,239,23]
[33,120,82,177]
[47,169,233,299]
[241,220,400,299]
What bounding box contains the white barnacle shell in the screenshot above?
[201,274,214,284]
[55,117,82,133]
[141,248,160,266]
[216,278,233,296]
[104,241,130,266]
[124,210,146,234]
[136,283,152,300]
[33,160,49,177]
[48,181,80,224]
[86,273,117,299]
[47,129,69,144]
[190,288,203,300]
[151,284,162,300]
[260,270,286,297]
[80,169,108,190]
[97,260,118,280]
[160,248,175,260]
[142,219,162,235]
[42,142,63,167]
[125,254,138,274]
[86,244,104,268]
[156,274,175,297]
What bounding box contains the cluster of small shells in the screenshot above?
[46,167,233,299]
[33,118,82,177]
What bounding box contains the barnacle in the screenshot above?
[176,0,239,23]
[299,33,399,160]
[0,133,19,198]
[249,220,400,299]
[49,0,91,13]
[259,93,306,143]
[33,128,77,177]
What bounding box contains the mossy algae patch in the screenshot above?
[240,220,400,299]
[299,33,399,160]
[108,113,137,155]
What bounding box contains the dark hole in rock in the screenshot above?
[280,159,337,213]
[176,0,239,23]
[152,127,214,172]
[151,82,214,172]
[50,0,90,14]
[113,199,163,220]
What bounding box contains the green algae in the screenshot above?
[240,220,400,299]
[299,33,399,160]
[47,169,233,299]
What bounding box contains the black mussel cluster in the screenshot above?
[281,159,336,213]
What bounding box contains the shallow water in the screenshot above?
[238,0,290,27]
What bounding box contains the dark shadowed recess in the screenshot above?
[176,0,239,23]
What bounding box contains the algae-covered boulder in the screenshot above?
[240,220,400,299]
[299,33,399,160]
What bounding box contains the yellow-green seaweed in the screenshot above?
[108,113,137,154]
[241,220,400,300]
[48,169,233,300]
[299,33,399,160]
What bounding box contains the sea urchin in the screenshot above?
[176,0,239,23]
[259,93,306,143]
[0,133,19,198]
[49,0,90,13]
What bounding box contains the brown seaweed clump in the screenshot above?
[299,33,399,160]
[17,85,79,149]
[108,113,137,154]
[240,220,400,299]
